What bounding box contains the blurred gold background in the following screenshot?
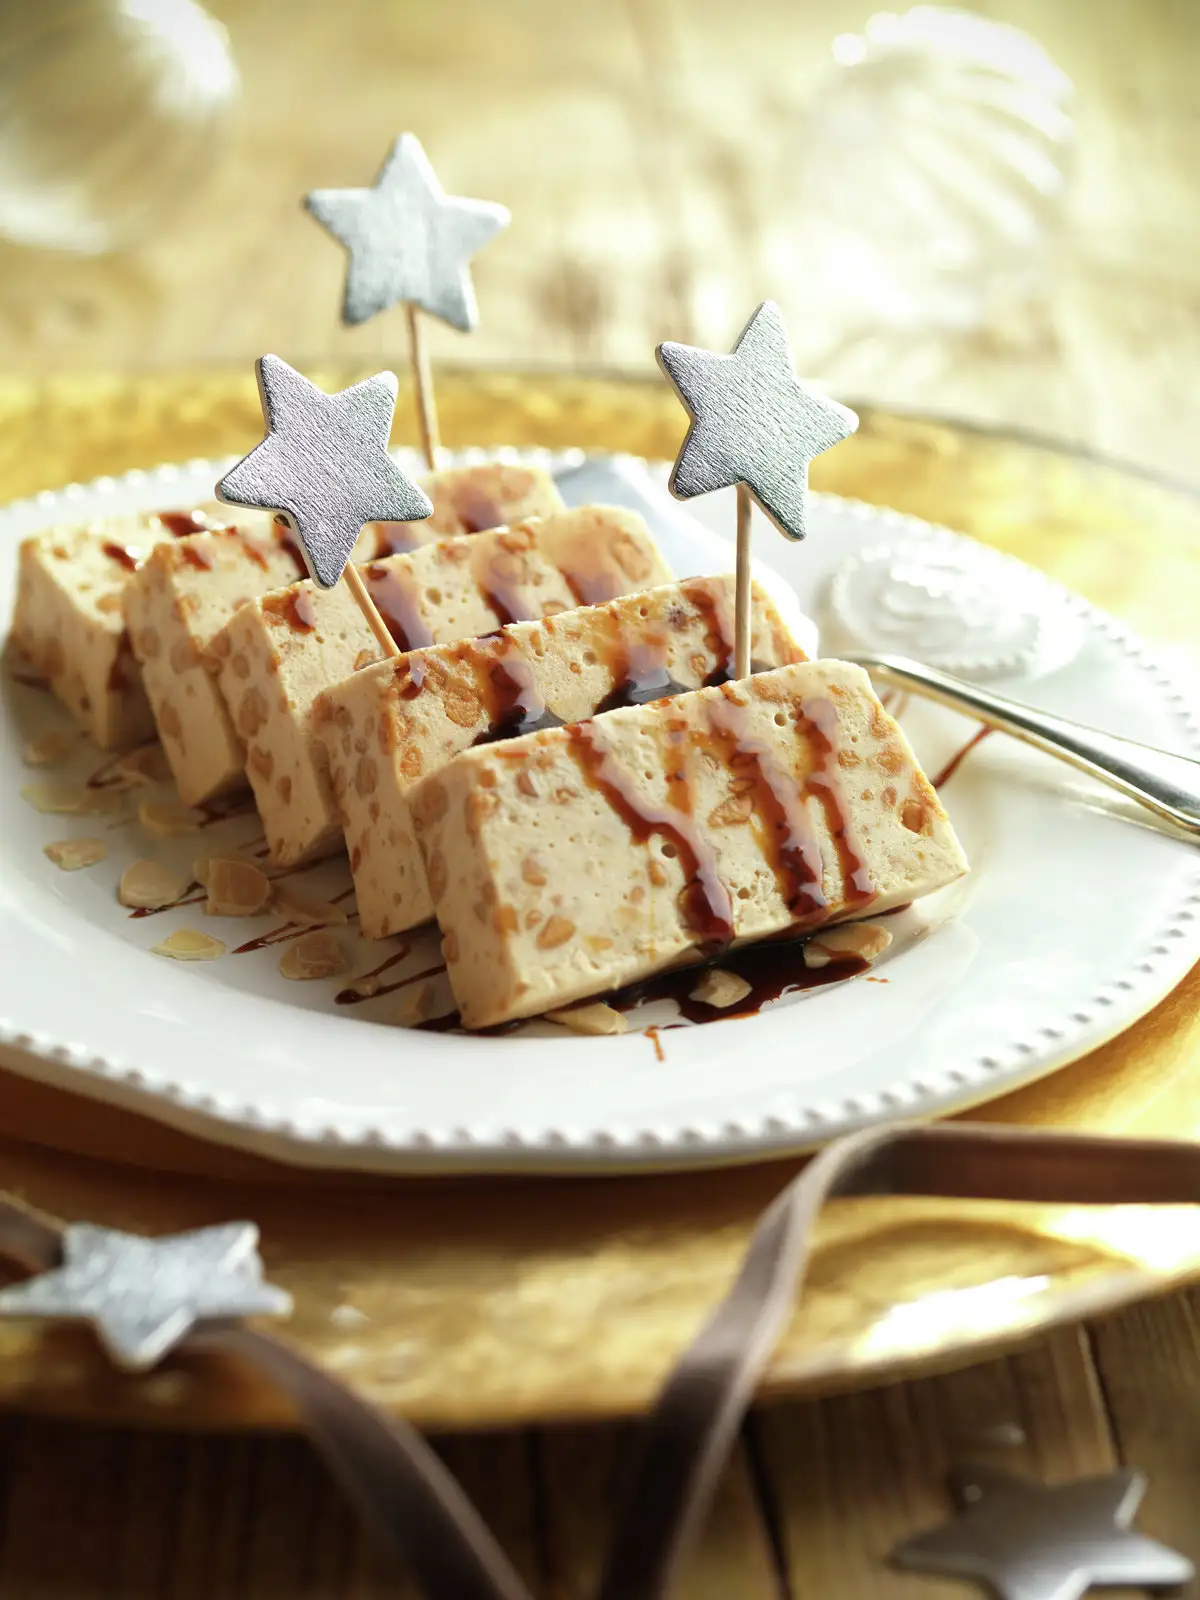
[2,0,1198,482]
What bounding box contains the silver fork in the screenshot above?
[842,650,1200,840]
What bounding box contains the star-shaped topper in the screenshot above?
[216,354,432,589]
[892,1463,1193,1600]
[656,300,857,541]
[305,133,510,331]
[0,1221,292,1371]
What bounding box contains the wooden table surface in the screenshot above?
[2,2,1200,1595]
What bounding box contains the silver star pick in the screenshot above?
[216,354,432,589]
[0,1221,292,1371]
[656,300,857,541]
[892,1463,1193,1600]
[305,132,510,331]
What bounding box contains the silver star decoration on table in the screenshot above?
[0,1221,292,1371]
[656,300,858,541]
[305,132,510,330]
[216,354,432,588]
[891,1463,1193,1600]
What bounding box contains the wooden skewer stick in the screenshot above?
[343,562,400,660]
[734,483,753,681]
[406,303,442,472]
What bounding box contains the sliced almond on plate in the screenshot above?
[395,980,437,1025]
[205,858,272,917]
[193,848,266,887]
[22,730,72,768]
[151,928,226,962]
[279,930,348,981]
[138,799,204,837]
[114,744,173,786]
[272,885,350,927]
[119,859,189,911]
[688,969,752,1009]
[43,837,107,871]
[21,781,90,814]
[545,1001,628,1036]
[803,923,893,969]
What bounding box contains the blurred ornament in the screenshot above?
[892,1463,1192,1600]
[0,1220,291,1372]
[792,7,1075,333]
[0,0,238,255]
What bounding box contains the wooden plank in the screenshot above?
[0,1418,547,1597]
[437,1430,546,1597]
[1087,1287,1200,1574]
[0,1418,405,1597]
[753,1327,1144,1600]
[534,1421,784,1598]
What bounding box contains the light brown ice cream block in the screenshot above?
[11,506,232,749]
[410,659,969,1028]
[214,506,672,867]
[123,517,301,805]
[316,574,807,939]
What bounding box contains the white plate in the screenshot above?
[1,450,1198,1173]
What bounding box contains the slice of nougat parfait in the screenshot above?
[11,506,245,750]
[409,659,968,1028]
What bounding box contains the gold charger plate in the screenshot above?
[0,368,1197,1431]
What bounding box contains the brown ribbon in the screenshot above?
[599,1121,1200,1600]
[4,1120,1200,1600]
[0,1203,532,1600]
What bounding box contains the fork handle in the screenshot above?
[843,650,1200,839]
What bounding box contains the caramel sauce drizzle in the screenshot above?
[158,510,208,538]
[562,681,876,951]
[364,564,433,652]
[231,885,357,952]
[799,696,875,907]
[705,688,827,919]
[271,514,311,576]
[282,588,319,633]
[181,523,303,578]
[369,522,421,557]
[180,542,215,571]
[566,714,734,949]
[680,580,735,684]
[366,482,503,558]
[611,941,870,1026]
[237,533,270,570]
[450,483,501,535]
[335,954,442,1007]
[101,542,140,572]
[932,724,993,788]
[593,623,690,714]
[278,534,308,578]
[469,541,538,629]
[471,641,564,746]
[106,634,136,693]
[555,544,632,608]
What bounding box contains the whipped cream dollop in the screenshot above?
[824,539,1085,683]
